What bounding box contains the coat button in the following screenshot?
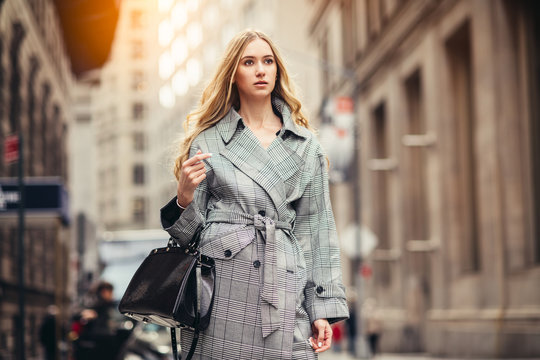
[224,249,232,257]
[253,260,261,268]
[316,286,324,294]
[258,210,266,216]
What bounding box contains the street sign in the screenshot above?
[4,135,19,163]
[0,179,70,225]
[319,96,355,183]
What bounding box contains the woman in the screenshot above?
[161,29,348,359]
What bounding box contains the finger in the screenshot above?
[315,343,331,353]
[308,337,318,350]
[316,325,325,348]
[189,168,206,181]
[182,162,206,177]
[193,172,207,184]
[184,152,212,166]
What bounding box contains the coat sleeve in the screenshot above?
[294,151,349,324]
[160,144,210,246]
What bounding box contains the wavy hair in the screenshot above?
[173,29,311,179]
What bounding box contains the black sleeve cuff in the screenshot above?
[160,196,182,229]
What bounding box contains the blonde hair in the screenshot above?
[173,29,311,179]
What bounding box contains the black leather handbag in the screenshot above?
[119,230,215,360]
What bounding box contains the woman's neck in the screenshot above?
[237,97,275,130]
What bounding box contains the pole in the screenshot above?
[17,133,25,360]
[352,88,364,358]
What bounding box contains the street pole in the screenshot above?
[352,99,364,358]
[17,133,25,360]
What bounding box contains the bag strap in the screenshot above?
[171,261,203,360]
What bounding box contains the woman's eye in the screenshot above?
[264,58,274,64]
[244,60,254,65]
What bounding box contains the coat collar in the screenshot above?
[216,96,309,145]
[216,96,308,214]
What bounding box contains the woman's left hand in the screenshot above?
[310,319,332,353]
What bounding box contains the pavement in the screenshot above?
[320,353,441,360]
[319,351,540,360]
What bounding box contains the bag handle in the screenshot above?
[171,259,203,360]
[168,225,203,253]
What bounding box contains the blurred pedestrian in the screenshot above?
[39,305,58,360]
[161,28,349,359]
[345,302,357,356]
[74,281,120,360]
[331,322,344,352]
[363,298,382,357]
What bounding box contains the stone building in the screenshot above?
[0,0,117,358]
[0,1,72,358]
[307,0,539,357]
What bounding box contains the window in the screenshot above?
[132,70,146,91]
[341,0,355,66]
[403,70,430,242]
[76,114,91,123]
[320,30,329,95]
[367,0,382,38]
[446,21,481,273]
[131,10,144,29]
[132,39,144,59]
[132,197,146,222]
[371,101,392,286]
[133,164,145,185]
[133,132,145,151]
[524,1,540,263]
[132,102,146,120]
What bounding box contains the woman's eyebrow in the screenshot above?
[240,54,274,61]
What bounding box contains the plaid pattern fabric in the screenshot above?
[161,97,349,359]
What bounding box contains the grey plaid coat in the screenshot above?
[161,97,348,359]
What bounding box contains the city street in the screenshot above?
[1,0,539,359]
[320,352,540,360]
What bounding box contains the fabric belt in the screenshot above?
[205,210,292,338]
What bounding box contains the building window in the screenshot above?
[132,197,146,222]
[320,30,330,95]
[133,164,145,185]
[525,1,540,264]
[446,21,481,273]
[132,102,146,120]
[133,132,146,151]
[132,70,146,91]
[132,39,144,59]
[341,0,355,67]
[367,0,382,38]
[131,10,144,29]
[76,114,91,123]
[403,70,430,242]
[371,101,392,286]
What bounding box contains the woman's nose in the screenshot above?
[255,62,265,76]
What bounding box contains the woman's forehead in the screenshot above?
[241,38,274,57]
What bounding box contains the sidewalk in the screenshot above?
[320,352,441,360]
[319,351,538,360]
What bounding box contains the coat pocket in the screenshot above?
[200,226,255,260]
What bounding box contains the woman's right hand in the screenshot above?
[177,150,212,208]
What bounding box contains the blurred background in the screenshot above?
[0,0,539,359]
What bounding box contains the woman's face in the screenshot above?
[234,38,277,101]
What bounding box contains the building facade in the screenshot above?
[0,0,72,358]
[308,0,540,357]
[91,0,159,231]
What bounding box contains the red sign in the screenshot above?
[335,96,354,114]
[4,135,19,163]
[360,264,372,278]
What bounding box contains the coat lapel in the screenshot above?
[220,129,287,212]
[218,98,308,212]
